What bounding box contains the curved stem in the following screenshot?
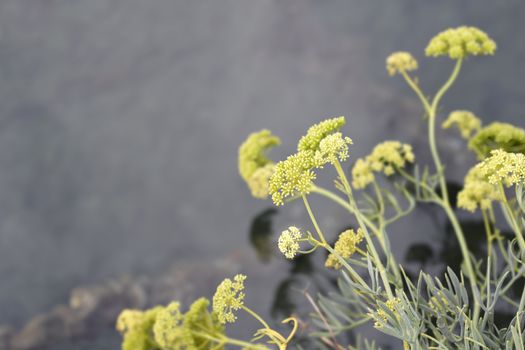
[416,58,480,317]
[400,70,432,114]
[427,58,462,206]
[430,58,463,114]
[242,305,271,330]
[302,195,328,245]
[282,317,299,343]
[192,331,268,350]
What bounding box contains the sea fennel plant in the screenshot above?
[117,26,525,349]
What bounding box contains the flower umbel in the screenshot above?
[183,298,224,349]
[325,228,364,269]
[476,149,525,187]
[386,51,418,76]
[352,141,415,189]
[425,26,496,59]
[116,307,163,350]
[247,164,275,199]
[278,226,303,259]
[442,110,481,139]
[269,151,316,205]
[213,274,247,324]
[314,132,353,167]
[153,302,188,349]
[239,129,281,198]
[468,122,525,159]
[457,166,501,212]
[297,116,346,152]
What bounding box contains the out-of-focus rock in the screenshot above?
[0,326,13,350]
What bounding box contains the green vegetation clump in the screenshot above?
[118,26,525,350]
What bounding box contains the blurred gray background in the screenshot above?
[0,0,524,348]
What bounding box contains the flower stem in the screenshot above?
[302,194,327,245]
[498,184,525,251]
[332,160,394,298]
[403,57,480,318]
[241,305,271,330]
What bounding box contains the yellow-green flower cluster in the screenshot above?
[239,130,281,199]
[374,298,401,328]
[183,298,223,349]
[442,110,481,139]
[425,26,496,59]
[351,141,415,189]
[117,299,224,350]
[386,51,418,76]
[476,149,525,187]
[117,307,163,350]
[457,166,500,212]
[269,151,316,205]
[153,302,188,349]
[314,132,353,167]
[468,122,525,159]
[325,228,364,269]
[269,117,352,205]
[212,274,246,324]
[297,116,346,152]
[278,226,303,259]
[246,164,275,199]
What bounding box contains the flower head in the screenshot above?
[457,166,501,212]
[153,302,189,349]
[425,26,496,59]
[325,228,364,269]
[278,226,303,259]
[351,158,374,189]
[351,141,415,189]
[442,110,482,139]
[116,306,163,350]
[269,151,316,205]
[183,298,224,349]
[386,51,418,76]
[297,117,346,152]
[247,164,275,199]
[239,130,281,198]
[476,149,525,187]
[212,274,246,324]
[314,132,353,167]
[468,122,525,159]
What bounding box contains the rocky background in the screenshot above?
[1,0,524,348]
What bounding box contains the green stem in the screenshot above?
[403,58,480,319]
[302,195,327,245]
[241,305,271,330]
[332,160,395,298]
[427,58,462,206]
[430,58,463,114]
[372,181,386,229]
[324,243,369,288]
[192,331,267,350]
[400,70,432,114]
[481,209,493,258]
[499,184,525,251]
